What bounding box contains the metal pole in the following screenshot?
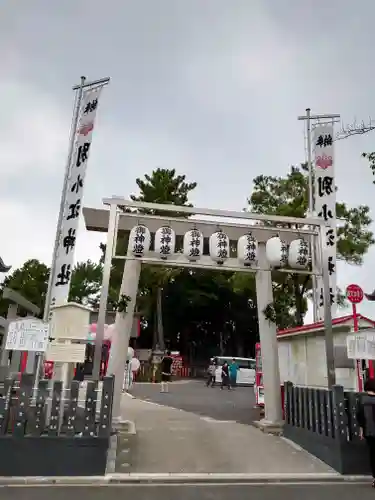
[43,76,86,322]
[92,204,118,380]
[305,108,319,323]
[72,76,110,91]
[352,302,363,391]
[33,76,86,393]
[320,225,336,388]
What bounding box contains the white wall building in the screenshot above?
[277,314,375,390]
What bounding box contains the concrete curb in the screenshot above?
[105,420,137,474]
[0,473,372,486]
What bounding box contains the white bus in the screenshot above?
[213,356,256,386]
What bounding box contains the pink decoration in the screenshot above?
[315,154,333,170]
[88,323,115,340]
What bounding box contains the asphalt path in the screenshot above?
[1,484,374,500]
[131,380,261,424]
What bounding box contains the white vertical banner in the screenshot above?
[313,125,337,320]
[51,86,104,308]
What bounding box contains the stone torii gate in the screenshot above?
[83,197,333,429]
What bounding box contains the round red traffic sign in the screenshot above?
[346,284,364,304]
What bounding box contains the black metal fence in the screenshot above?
[0,373,115,476]
[283,381,369,475]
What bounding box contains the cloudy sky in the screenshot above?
[1,0,375,322]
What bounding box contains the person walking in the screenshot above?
[206,358,216,387]
[356,378,375,487]
[221,361,231,390]
[160,350,173,393]
[229,358,239,389]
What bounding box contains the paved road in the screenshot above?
[120,396,332,474]
[1,484,374,500]
[131,380,261,424]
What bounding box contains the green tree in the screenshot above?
[161,269,259,360]
[130,167,197,216]
[246,164,374,325]
[105,168,198,349]
[362,152,375,182]
[0,259,49,317]
[0,259,104,318]
[69,260,103,307]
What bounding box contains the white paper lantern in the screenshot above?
[154,226,176,260]
[209,230,229,264]
[237,233,258,267]
[288,238,309,269]
[183,229,203,262]
[129,225,151,257]
[265,236,288,268]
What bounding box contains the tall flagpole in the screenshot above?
[306,108,319,323]
[35,76,110,390]
[44,75,111,323]
[298,110,340,323]
[43,76,86,324]
[33,77,86,392]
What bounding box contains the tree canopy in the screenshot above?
[130,167,197,213]
[0,259,103,318]
[246,164,374,324]
[0,259,49,317]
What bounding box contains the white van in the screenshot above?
[213,356,256,386]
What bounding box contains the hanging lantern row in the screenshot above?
[266,236,310,269]
[128,225,309,269]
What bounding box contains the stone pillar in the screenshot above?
[25,351,36,373]
[0,304,19,366]
[7,304,20,372]
[107,258,141,422]
[255,242,282,425]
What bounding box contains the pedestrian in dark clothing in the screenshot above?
[356,377,375,487]
[160,350,173,393]
[221,361,231,390]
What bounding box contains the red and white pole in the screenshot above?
[352,302,363,392]
[346,284,368,390]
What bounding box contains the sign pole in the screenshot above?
[298,110,340,323]
[302,108,318,322]
[352,302,363,392]
[32,77,86,395]
[346,284,364,391]
[43,76,86,324]
[39,76,110,389]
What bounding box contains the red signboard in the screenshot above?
[346,284,364,304]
